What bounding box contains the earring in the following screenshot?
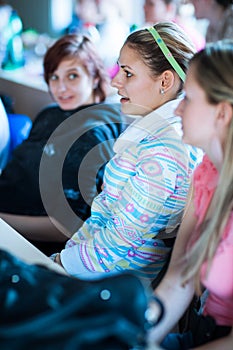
[160,88,165,95]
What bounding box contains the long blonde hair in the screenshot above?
[182,40,233,293]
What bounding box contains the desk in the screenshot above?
[0,218,66,275]
[0,62,53,120]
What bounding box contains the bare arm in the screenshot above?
[0,213,70,242]
[148,184,198,344]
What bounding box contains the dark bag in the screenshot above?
[0,249,164,350]
[179,292,231,347]
[186,304,231,347]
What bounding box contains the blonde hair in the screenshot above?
[182,40,233,293]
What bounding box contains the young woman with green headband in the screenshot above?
[50,22,202,281]
[1,22,202,283]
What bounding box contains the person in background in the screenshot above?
[143,0,205,51]
[0,0,24,70]
[0,98,10,173]
[190,0,233,42]
[0,1,23,170]
[148,39,233,349]
[66,0,129,78]
[93,0,129,75]
[66,0,101,41]
[49,22,201,282]
[0,34,127,254]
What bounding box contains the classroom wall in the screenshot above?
[6,0,144,37]
[6,0,73,37]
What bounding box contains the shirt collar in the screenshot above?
[114,98,182,154]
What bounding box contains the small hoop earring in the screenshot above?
[160,88,165,95]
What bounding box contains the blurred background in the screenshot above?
[6,0,144,38]
[0,0,208,118]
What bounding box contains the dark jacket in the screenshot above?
[0,102,129,232]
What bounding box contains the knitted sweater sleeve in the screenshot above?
[60,136,192,278]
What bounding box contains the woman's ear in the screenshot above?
[216,101,233,127]
[160,70,175,92]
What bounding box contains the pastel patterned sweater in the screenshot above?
[60,99,201,281]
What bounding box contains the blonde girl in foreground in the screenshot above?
[149,40,233,349]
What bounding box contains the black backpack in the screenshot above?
[0,249,164,350]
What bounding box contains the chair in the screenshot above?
[7,113,32,153]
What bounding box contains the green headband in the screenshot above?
[147,27,186,82]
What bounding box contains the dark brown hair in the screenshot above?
[43,34,110,102]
